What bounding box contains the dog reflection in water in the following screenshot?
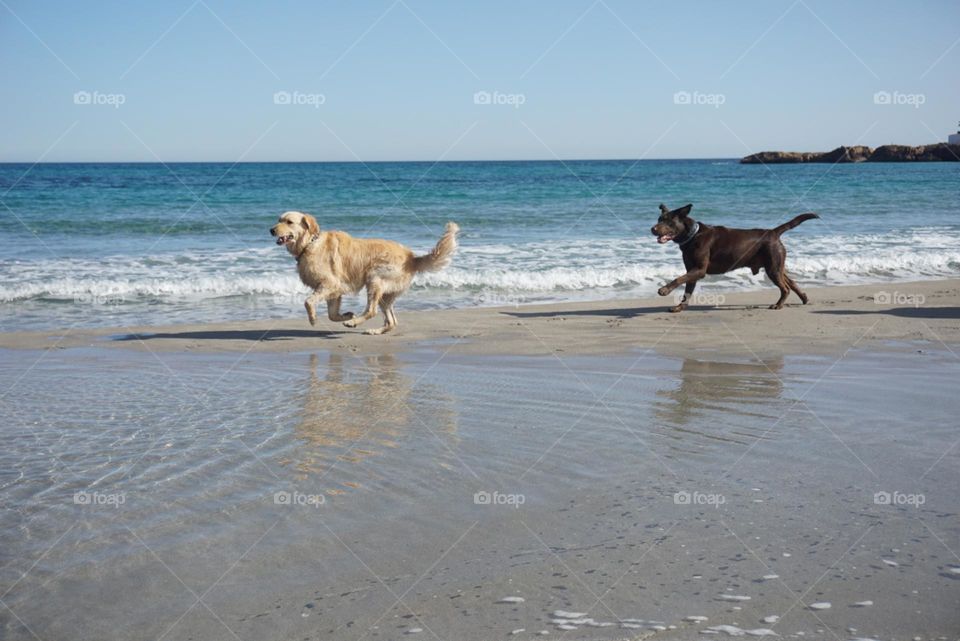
[289,353,456,482]
[654,357,785,444]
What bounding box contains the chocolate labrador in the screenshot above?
[651,203,818,312]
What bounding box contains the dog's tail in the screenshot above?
[413,222,460,273]
[773,213,819,235]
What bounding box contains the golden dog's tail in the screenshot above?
[413,222,460,273]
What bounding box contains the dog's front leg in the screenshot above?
[658,270,703,296]
[657,277,683,297]
[304,288,332,326]
[658,268,706,308]
[670,281,698,313]
[325,296,355,322]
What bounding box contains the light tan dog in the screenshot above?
[271,211,459,335]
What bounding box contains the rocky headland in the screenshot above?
[741,143,959,163]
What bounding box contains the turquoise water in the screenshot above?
[1,160,958,329]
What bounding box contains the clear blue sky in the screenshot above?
[1,0,958,161]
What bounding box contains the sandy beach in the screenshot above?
[2,279,959,641]
[2,279,958,358]
[4,1,959,637]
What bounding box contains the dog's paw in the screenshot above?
[658,286,672,297]
[343,318,359,328]
[769,303,784,310]
[669,304,686,313]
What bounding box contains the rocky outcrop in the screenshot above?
[817,145,873,163]
[739,151,820,164]
[868,144,960,162]
[741,144,959,164]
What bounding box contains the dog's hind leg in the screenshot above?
[784,274,808,305]
[763,244,791,309]
[364,293,398,335]
[764,267,790,309]
[344,286,382,328]
[326,296,355,322]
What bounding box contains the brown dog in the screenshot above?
[651,203,818,312]
[271,211,459,334]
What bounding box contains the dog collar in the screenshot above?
[296,234,320,262]
[675,222,700,247]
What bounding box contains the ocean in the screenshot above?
[1,160,958,330]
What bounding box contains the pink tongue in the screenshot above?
[276,238,285,245]
[658,236,672,244]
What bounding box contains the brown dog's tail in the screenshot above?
[413,222,460,273]
[773,213,819,235]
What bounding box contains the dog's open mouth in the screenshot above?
[656,234,674,244]
[276,234,293,246]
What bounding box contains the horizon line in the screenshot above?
[0,157,743,165]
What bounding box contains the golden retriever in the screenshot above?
[271,211,459,335]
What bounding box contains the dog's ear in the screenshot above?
[675,204,693,217]
[659,204,670,214]
[300,214,320,236]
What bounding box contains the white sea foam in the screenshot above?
[3,228,958,331]
[3,230,958,306]
[703,624,779,636]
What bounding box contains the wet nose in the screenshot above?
[651,226,658,234]
[270,226,277,236]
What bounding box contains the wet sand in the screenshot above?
[2,279,959,640]
[0,279,957,359]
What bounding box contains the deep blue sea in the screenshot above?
[1,160,957,330]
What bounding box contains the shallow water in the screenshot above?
[1,345,958,639]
